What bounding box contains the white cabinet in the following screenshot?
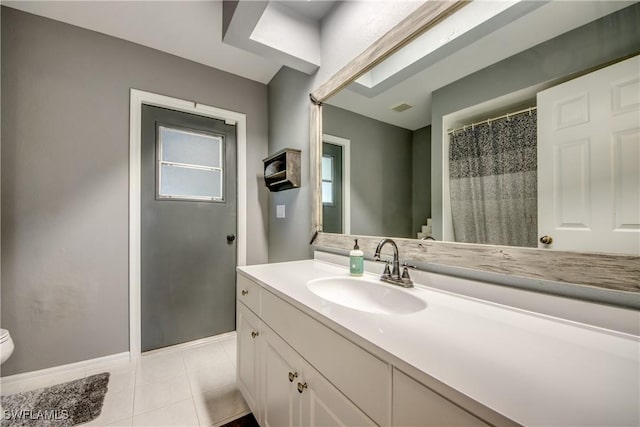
[261,325,375,427]
[262,328,299,427]
[299,359,376,427]
[237,274,262,314]
[392,369,489,427]
[261,286,390,425]
[237,273,509,427]
[237,302,262,419]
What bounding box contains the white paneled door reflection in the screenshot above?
[537,55,640,255]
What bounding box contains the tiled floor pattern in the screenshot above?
[0,335,249,426]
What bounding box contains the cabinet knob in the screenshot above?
[288,371,298,382]
[297,382,308,394]
[539,235,553,245]
[241,289,249,296]
[251,331,259,339]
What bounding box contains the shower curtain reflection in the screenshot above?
[449,111,537,247]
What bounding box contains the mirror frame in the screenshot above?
[308,1,640,304]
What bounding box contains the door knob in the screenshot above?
[539,235,553,245]
[297,382,308,394]
[227,234,236,243]
[251,331,259,339]
[288,371,298,382]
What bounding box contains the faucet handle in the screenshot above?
[401,266,414,285]
[402,262,417,269]
[381,261,392,279]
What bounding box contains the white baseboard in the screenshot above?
[141,331,237,357]
[0,352,130,385]
[0,331,237,385]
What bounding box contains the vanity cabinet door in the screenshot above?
[262,288,390,425]
[299,359,377,427]
[392,369,489,427]
[262,327,300,427]
[237,302,262,419]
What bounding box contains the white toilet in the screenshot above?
[0,329,15,365]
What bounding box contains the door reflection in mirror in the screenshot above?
[322,143,342,233]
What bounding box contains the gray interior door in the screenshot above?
[141,105,237,352]
[322,142,343,233]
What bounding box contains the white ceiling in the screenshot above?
[222,0,325,75]
[1,0,338,84]
[274,0,338,22]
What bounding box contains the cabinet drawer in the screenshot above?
[237,274,262,315]
[262,289,390,426]
[393,368,489,427]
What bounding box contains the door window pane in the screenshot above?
[157,125,224,201]
[322,156,333,180]
[159,165,222,200]
[160,127,222,167]
[322,182,334,204]
[322,155,335,205]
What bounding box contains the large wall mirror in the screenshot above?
[312,0,639,258]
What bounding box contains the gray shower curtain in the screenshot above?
[449,111,537,247]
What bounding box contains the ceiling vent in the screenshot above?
[391,103,413,112]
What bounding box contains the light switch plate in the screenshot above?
[276,205,286,218]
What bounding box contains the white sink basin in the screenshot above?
[306,276,427,315]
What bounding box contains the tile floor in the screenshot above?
[0,334,250,426]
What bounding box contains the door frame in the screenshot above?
[129,89,247,360]
[322,134,351,235]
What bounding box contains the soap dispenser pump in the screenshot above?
[349,239,364,276]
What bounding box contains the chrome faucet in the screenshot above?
[373,238,413,287]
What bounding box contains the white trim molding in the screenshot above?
[0,352,130,385]
[141,331,236,358]
[129,89,247,360]
[322,134,351,235]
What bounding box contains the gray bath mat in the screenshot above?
[0,372,109,427]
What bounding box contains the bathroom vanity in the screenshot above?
[236,259,639,427]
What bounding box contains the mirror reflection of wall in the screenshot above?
[321,1,640,255]
[323,105,430,238]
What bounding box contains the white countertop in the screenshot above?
[238,259,640,426]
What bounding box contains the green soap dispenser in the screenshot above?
[349,239,364,276]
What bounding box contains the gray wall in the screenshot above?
[323,104,413,238]
[265,3,423,261]
[1,7,269,375]
[412,126,431,235]
[267,67,314,262]
[430,3,640,239]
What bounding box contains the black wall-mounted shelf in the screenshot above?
[263,148,301,192]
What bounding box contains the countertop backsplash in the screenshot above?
[313,233,640,311]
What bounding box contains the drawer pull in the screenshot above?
[251,331,259,339]
[297,382,308,394]
[241,289,249,296]
[288,371,298,382]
